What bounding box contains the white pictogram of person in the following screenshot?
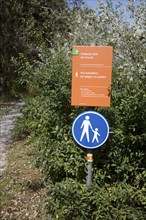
[80,116,93,142]
[92,128,100,143]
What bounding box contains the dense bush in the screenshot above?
[17,46,146,218]
[46,180,145,220]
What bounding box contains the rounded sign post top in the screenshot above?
[72,111,109,149]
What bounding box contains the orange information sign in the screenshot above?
[71,46,113,107]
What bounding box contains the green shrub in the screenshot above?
[17,47,146,219]
[46,179,146,220]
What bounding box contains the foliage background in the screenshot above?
[1,0,146,219]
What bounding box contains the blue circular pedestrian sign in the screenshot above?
[72,111,109,149]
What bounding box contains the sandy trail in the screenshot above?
[0,102,25,176]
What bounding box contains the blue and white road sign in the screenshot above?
[72,111,109,149]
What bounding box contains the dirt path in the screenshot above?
[0,102,25,177]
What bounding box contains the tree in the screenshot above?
[0,0,73,98]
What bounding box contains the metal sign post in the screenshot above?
[71,46,113,188]
[86,151,93,188]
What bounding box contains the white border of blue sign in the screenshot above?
[72,111,109,149]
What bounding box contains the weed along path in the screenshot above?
[0,102,25,177]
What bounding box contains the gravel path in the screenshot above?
[0,102,25,177]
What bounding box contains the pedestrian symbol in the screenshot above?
[72,111,109,149]
[80,115,92,142]
[92,128,100,143]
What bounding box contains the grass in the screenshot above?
[0,140,51,220]
[0,105,11,116]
